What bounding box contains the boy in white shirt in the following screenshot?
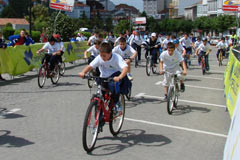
[112,37,137,80]
[160,42,187,100]
[84,40,101,64]
[162,34,171,50]
[216,37,228,59]
[79,42,128,109]
[196,38,212,71]
[37,36,62,72]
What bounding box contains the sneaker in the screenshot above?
[127,73,133,81]
[115,101,123,112]
[180,83,185,92]
[163,94,168,101]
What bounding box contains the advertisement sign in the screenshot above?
[135,17,146,25]
[50,0,75,12]
[223,0,240,11]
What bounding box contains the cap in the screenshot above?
[151,33,157,37]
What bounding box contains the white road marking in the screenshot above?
[134,93,226,108]
[155,81,224,91]
[125,118,227,138]
[187,75,223,80]
[0,108,21,117]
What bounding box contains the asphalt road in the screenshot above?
[0,47,230,160]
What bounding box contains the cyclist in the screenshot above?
[36,36,62,75]
[142,32,161,66]
[173,39,186,57]
[114,33,125,47]
[196,38,212,71]
[160,42,187,101]
[129,30,144,63]
[87,32,97,46]
[53,34,65,64]
[180,33,192,65]
[216,37,228,60]
[79,42,129,110]
[84,39,101,64]
[193,37,202,56]
[162,34,171,51]
[112,37,137,80]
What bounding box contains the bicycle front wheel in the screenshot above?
[201,58,206,75]
[146,57,151,76]
[167,86,175,115]
[82,100,100,153]
[59,62,65,76]
[51,65,60,84]
[38,66,46,88]
[109,94,125,136]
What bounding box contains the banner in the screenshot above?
[223,90,240,160]
[0,41,88,76]
[50,0,75,12]
[223,0,240,11]
[224,49,240,118]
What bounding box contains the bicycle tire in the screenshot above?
[109,94,125,136]
[51,65,60,84]
[38,66,46,88]
[82,100,100,153]
[152,63,157,74]
[59,62,65,76]
[219,51,223,66]
[87,72,95,88]
[135,56,138,68]
[167,87,175,115]
[146,57,151,76]
[201,58,206,75]
[125,87,131,100]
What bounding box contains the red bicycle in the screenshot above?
[37,55,60,88]
[82,75,125,153]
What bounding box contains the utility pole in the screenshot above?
[29,0,32,36]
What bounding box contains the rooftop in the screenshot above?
[0,18,29,25]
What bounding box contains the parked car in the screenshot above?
[210,36,220,46]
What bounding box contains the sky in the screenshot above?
[110,0,143,12]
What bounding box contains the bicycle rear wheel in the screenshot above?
[201,58,206,75]
[51,65,60,84]
[125,86,131,100]
[82,100,100,153]
[59,62,65,76]
[146,57,151,76]
[167,86,175,115]
[109,94,125,136]
[38,66,46,88]
[218,51,223,66]
[135,56,138,68]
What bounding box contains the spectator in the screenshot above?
[106,32,116,47]
[40,28,48,43]
[8,29,34,47]
[76,33,86,42]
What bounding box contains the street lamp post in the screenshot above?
[29,0,32,36]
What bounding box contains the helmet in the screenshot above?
[173,39,179,44]
[151,32,157,37]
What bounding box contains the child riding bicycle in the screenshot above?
[196,38,212,71]
[216,37,228,59]
[160,42,187,101]
[112,37,137,80]
[79,42,129,109]
[36,36,62,74]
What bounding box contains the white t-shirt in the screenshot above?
[162,39,171,49]
[106,36,116,43]
[87,45,99,57]
[88,35,96,45]
[160,50,183,71]
[197,43,211,52]
[194,41,201,49]
[129,34,144,46]
[180,37,192,48]
[176,44,185,55]
[90,53,128,78]
[76,36,84,42]
[112,45,136,59]
[42,42,61,54]
[216,41,228,49]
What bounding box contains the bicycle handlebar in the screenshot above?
[83,75,114,83]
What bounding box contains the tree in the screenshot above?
[216,15,235,33]
[1,0,29,18]
[105,17,113,32]
[114,20,131,35]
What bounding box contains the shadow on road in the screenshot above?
[0,130,34,148]
[172,104,211,116]
[0,108,26,119]
[185,78,201,82]
[89,129,171,156]
[126,97,165,108]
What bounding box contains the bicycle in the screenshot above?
[218,49,224,66]
[37,55,60,88]
[200,55,206,75]
[82,75,125,153]
[162,71,182,115]
[143,45,159,76]
[59,62,65,76]
[123,57,133,100]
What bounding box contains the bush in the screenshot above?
[31,31,41,42]
[81,32,91,39]
[2,27,15,40]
